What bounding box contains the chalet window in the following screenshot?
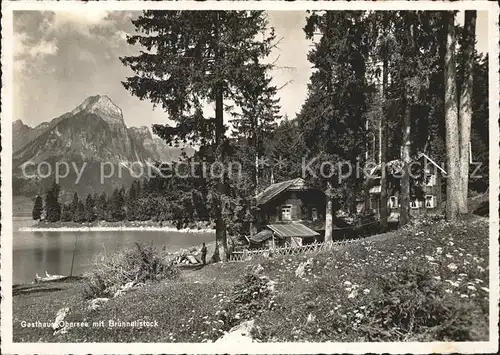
[301,205,308,218]
[311,207,318,221]
[369,198,379,211]
[425,195,436,209]
[389,196,399,209]
[281,205,292,220]
[426,174,437,186]
[410,199,421,209]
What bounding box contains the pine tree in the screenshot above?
[444,12,460,221]
[96,192,107,221]
[69,192,79,220]
[73,200,86,223]
[44,182,61,222]
[265,117,306,184]
[387,12,439,225]
[61,203,73,222]
[136,180,143,199]
[110,188,125,221]
[458,10,477,213]
[380,30,390,230]
[126,181,138,221]
[228,76,281,235]
[121,11,276,261]
[469,54,489,192]
[231,75,280,192]
[368,11,444,225]
[302,11,375,241]
[32,195,43,221]
[84,193,97,222]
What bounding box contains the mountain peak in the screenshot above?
[13,119,29,127]
[71,95,123,123]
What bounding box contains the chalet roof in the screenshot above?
[368,153,447,177]
[368,159,403,176]
[267,223,320,238]
[419,152,447,176]
[301,219,326,231]
[249,229,275,244]
[255,178,306,206]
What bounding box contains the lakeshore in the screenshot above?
[19,226,215,233]
[13,218,215,284]
[19,220,215,234]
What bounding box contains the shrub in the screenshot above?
[83,242,179,299]
[218,272,276,330]
[347,266,487,341]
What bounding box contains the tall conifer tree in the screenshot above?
[121,11,276,261]
[45,182,61,222]
[458,10,477,213]
[301,11,375,241]
[32,195,43,221]
[444,12,460,221]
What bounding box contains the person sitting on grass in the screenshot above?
[201,242,207,265]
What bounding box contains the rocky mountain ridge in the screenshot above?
[13,95,191,164]
[12,95,194,197]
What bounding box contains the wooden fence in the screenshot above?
[228,239,358,262]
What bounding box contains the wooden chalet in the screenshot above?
[252,178,326,247]
[366,152,447,222]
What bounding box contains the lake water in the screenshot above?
[12,217,214,285]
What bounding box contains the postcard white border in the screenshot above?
[1,1,498,354]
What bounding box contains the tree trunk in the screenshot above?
[350,156,359,218]
[255,154,259,191]
[399,17,415,227]
[324,180,334,243]
[444,12,460,221]
[400,98,411,226]
[458,10,476,214]
[212,84,229,262]
[379,52,389,230]
[211,12,228,262]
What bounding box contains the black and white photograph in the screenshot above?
[1,1,498,354]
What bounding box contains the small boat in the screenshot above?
[175,263,204,270]
[34,271,66,283]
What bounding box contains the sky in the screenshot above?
[13,10,488,129]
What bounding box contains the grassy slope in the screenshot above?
[13,217,490,342]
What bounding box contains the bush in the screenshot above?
[218,272,276,330]
[83,242,179,299]
[333,266,488,341]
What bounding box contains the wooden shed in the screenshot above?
[267,223,321,247]
[254,178,326,236]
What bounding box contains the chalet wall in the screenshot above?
[257,189,325,227]
[367,171,446,219]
